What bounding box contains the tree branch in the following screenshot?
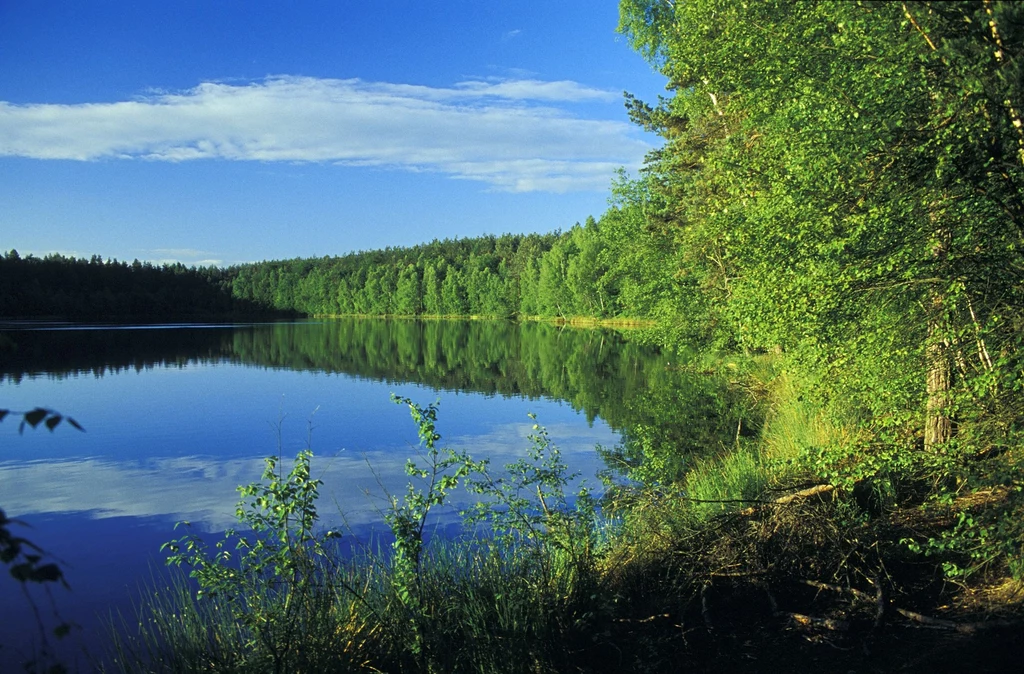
[902,3,938,51]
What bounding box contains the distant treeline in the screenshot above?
[2,193,692,327]
[230,206,688,325]
[0,250,283,320]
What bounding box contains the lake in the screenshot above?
[0,318,679,668]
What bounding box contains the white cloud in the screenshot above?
[15,249,85,260]
[142,248,224,267]
[451,79,615,102]
[0,76,649,192]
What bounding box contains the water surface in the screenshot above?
[0,318,672,667]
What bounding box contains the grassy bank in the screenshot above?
[103,363,1024,673]
[311,313,658,330]
[520,315,657,329]
[596,354,1023,671]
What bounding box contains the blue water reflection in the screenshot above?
[0,320,637,668]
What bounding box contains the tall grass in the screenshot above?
[681,361,857,502]
[105,533,604,674]
[601,355,855,560]
[106,560,382,674]
[758,369,856,465]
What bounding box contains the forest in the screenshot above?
[1,209,680,324]
[0,251,272,319]
[4,2,1024,671]
[224,211,684,323]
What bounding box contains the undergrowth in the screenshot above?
[104,362,1024,673]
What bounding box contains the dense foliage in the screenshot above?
[0,250,271,319]
[618,0,1024,576]
[2,215,686,323]
[228,218,686,322]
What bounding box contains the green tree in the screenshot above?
[537,235,576,318]
[395,264,422,316]
[599,178,685,322]
[565,217,611,317]
[421,262,442,315]
[440,267,469,316]
[519,258,541,316]
[619,0,1024,453]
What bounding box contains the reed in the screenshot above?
[105,532,606,674]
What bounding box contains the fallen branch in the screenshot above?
[777,611,849,632]
[739,484,835,515]
[615,613,672,624]
[895,609,1021,634]
[895,608,961,630]
[801,579,873,603]
[801,578,888,628]
[774,484,836,506]
[800,579,1021,634]
[709,570,768,578]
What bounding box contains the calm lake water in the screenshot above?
[0,318,678,668]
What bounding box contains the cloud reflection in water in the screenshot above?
[0,421,614,533]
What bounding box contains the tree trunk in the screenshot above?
[925,218,952,452]
[924,332,952,451]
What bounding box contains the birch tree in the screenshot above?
[619,0,1024,452]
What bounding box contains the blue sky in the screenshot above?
[0,1,667,267]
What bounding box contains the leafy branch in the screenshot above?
[1,406,84,671]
